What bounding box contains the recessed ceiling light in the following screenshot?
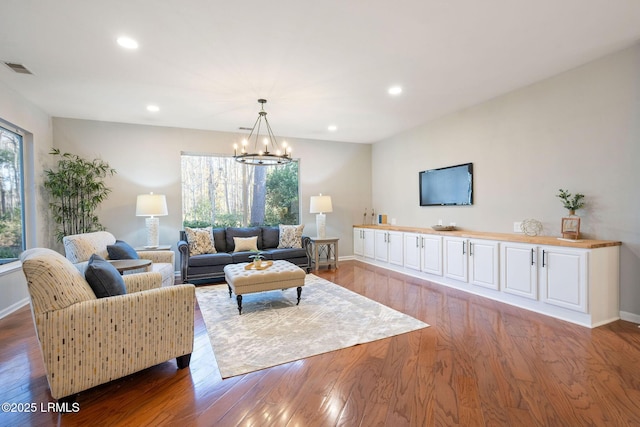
[388,86,403,95]
[117,36,139,49]
[328,125,338,132]
[146,105,159,112]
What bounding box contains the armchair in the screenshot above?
[63,231,175,287]
[20,248,195,401]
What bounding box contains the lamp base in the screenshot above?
[145,217,160,248]
[316,213,327,238]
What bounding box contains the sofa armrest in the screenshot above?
[123,271,163,293]
[178,240,190,282]
[137,250,175,265]
[301,236,312,265]
[35,284,195,399]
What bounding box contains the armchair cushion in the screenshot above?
[107,240,140,260]
[85,254,127,298]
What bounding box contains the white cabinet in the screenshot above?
[353,228,375,259]
[443,236,468,282]
[421,234,443,276]
[403,233,443,275]
[363,229,375,258]
[468,239,499,290]
[352,225,618,327]
[403,233,422,271]
[501,242,538,300]
[375,230,403,266]
[540,246,588,313]
[353,228,364,256]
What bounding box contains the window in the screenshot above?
[181,154,299,228]
[0,125,24,264]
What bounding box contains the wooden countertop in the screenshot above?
[353,224,621,249]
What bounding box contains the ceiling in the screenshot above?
[1,1,640,144]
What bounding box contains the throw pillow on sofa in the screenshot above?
[107,240,140,260]
[278,224,304,248]
[85,254,127,298]
[233,236,259,252]
[185,227,217,255]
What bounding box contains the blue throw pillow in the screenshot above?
[85,254,127,298]
[107,240,140,260]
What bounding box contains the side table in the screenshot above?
[108,259,152,274]
[309,237,339,271]
[134,245,172,251]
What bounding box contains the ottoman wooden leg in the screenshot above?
[236,294,243,315]
[296,286,302,305]
[227,284,232,298]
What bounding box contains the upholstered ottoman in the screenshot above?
[224,260,306,314]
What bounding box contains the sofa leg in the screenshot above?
[176,353,192,369]
[237,295,243,315]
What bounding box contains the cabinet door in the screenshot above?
[374,230,389,262]
[469,239,499,290]
[501,242,538,300]
[421,234,443,276]
[540,247,588,313]
[444,237,468,282]
[388,231,404,266]
[403,233,421,271]
[363,229,375,259]
[353,228,364,256]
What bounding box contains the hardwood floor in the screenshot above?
[2,260,640,426]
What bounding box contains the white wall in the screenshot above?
[372,44,640,317]
[52,118,372,264]
[0,81,53,317]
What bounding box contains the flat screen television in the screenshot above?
[419,163,473,206]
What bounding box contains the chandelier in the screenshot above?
[233,99,292,166]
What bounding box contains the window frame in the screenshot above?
[0,122,26,271]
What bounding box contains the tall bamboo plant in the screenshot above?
[44,148,116,242]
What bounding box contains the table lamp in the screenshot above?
[136,192,168,248]
[310,194,333,238]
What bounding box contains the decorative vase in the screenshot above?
[568,209,576,216]
[253,259,262,268]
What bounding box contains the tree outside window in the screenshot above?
[0,126,24,263]
[181,154,299,228]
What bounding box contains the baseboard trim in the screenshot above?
[0,298,29,320]
[620,311,640,325]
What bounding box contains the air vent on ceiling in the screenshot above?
[238,127,253,131]
[3,62,33,75]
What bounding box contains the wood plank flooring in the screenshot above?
[2,260,640,426]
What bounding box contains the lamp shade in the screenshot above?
[310,194,333,214]
[136,193,168,217]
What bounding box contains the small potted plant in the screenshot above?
[556,189,585,215]
[249,251,265,268]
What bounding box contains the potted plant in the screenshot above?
[556,189,585,215]
[44,148,117,242]
[249,251,265,268]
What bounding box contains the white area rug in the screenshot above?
[196,274,430,378]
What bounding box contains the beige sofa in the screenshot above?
[63,231,175,287]
[20,248,195,400]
